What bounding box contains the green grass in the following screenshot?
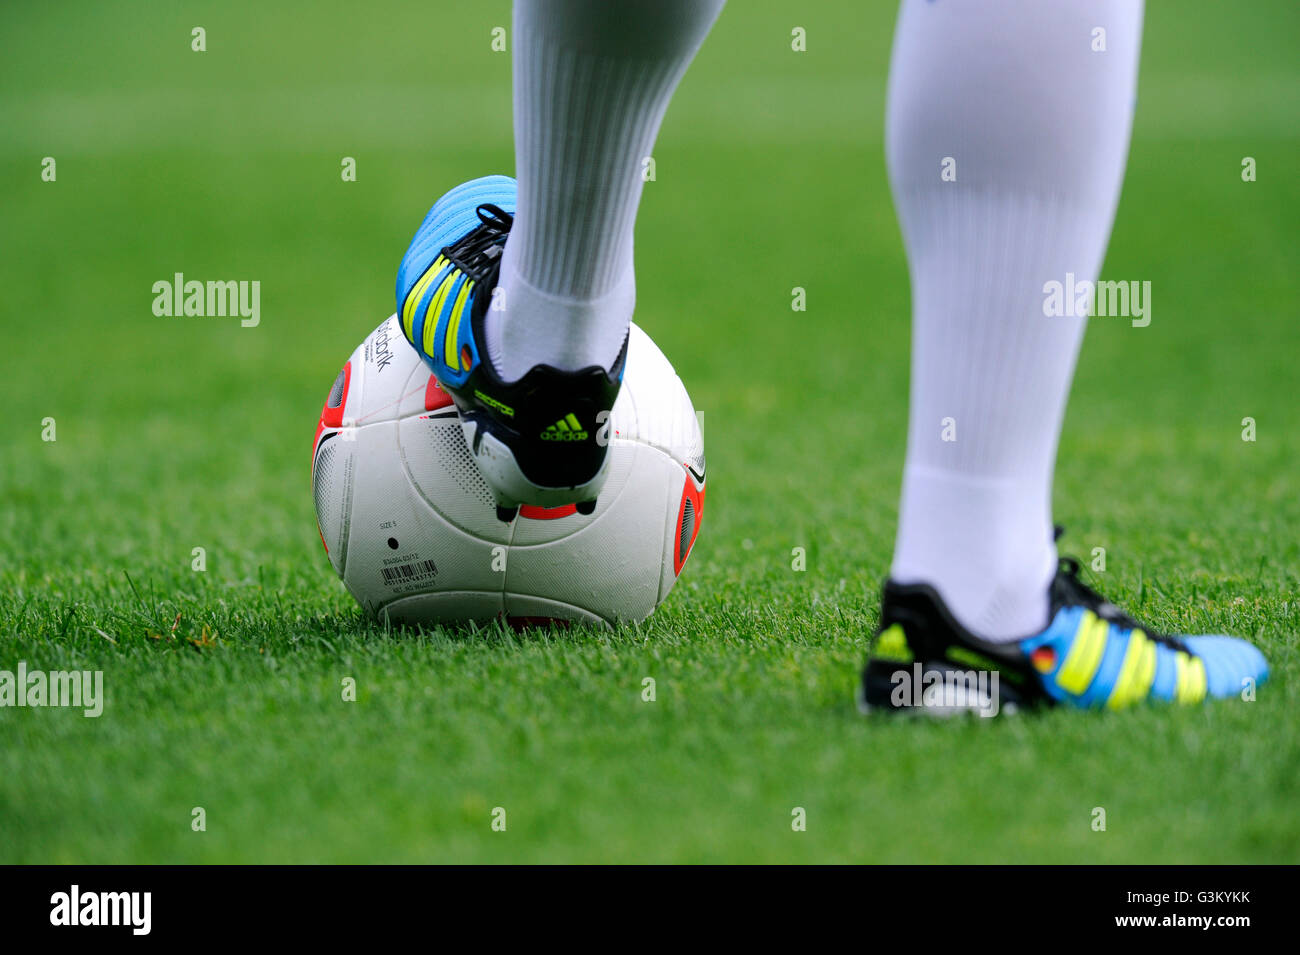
[1,0,1297,863]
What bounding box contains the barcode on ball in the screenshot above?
[380,559,438,584]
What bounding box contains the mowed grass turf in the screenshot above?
[1,0,1297,863]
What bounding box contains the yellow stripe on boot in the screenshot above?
[421,271,458,360]
[1056,611,1109,695]
[402,255,447,342]
[1106,629,1158,709]
[444,279,475,370]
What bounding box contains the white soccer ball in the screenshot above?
[311,315,706,628]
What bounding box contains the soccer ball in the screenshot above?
[310,315,706,628]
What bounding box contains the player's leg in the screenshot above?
[861,0,1267,712]
[494,0,723,381]
[396,0,723,514]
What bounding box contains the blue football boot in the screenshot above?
[860,545,1269,716]
[396,175,625,518]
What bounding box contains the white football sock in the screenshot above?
[490,0,724,381]
[887,0,1144,641]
